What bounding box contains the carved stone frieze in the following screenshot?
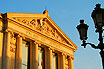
[12,17,67,43]
[13,17,37,28]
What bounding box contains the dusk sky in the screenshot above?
[0,0,104,69]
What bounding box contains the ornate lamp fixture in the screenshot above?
[92,4,104,29]
[77,20,89,40]
[76,4,104,68]
[76,20,89,48]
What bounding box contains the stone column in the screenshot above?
[3,31,11,69]
[33,42,38,69]
[16,35,22,69]
[47,48,52,69]
[0,18,3,69]
[58,53,61,69]
[45,47,48,69]
[68,57,74,69]
[30,42,33,69]
[61,53,65,69]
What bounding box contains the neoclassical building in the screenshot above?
[0,10,77,69]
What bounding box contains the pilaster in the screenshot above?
[0,17,3,69]
[3,31,11,69]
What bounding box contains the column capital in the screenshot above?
[61,52,66,56]
[5,29,14,34]
[5,29,11,33]
[5,29,9,33]
[16,34,22,69]
[68,56,74,60]
[34,41,41,46]
[16,35,22,38]
[16,34,25,39]
[48,47,53,51]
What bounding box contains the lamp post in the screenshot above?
[76,4,104,69]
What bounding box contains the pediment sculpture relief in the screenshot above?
[12,17,67,44]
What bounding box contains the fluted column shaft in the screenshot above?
[16,36,22,69]
[61,53,65,69]
[47,48,52,69]
[33,42,38,69]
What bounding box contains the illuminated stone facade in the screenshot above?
[0,10,77,69]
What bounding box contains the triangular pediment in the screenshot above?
[6,10,77,50]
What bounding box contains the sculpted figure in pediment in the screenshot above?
[30,19,37,28]
[50,29,56,37]
[41,19,50,33]
[22,19,33,27]
[36,19,42,31]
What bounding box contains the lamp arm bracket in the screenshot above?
[86,43,99,49]
[81,41,98,49]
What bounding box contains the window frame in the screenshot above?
[52,52,58,69]
[22,40,30,69]
[38,46,45,69]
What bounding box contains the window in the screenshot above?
[38,47,45,69]
[22,41,29,69]
[52,52,58,69]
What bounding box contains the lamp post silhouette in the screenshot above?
[76,4,104,69]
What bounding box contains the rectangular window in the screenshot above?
[52,52,58,69]
[22,41,29,69]
[38,47,45,69]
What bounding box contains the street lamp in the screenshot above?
[92,4,104,29]
[76,4,104,69]
[76,20,89,48]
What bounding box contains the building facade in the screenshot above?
[0,10,77,69]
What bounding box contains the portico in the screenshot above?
[0,10,77,69]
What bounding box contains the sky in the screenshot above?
[0,0,104,69]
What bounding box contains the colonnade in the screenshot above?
[1,31,74,69]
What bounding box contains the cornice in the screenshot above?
[6,12,46,18]
[46,16,77,50]
[0,13,2,18]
